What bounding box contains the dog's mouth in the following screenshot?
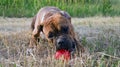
[52,35,76,60]
[54,40,76,60]
[54,44,76,60]
[54,46,75,60]
[55,49,70,60]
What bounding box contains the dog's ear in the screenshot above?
[43,15,58,35]
[43,15,55,28]
[60,11,71,23]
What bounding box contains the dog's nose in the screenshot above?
[57,39,65,45]
[58,40,64,45]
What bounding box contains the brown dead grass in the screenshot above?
[0,17,120,67]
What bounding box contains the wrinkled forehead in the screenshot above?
[44,22,70,34]
[43,13,70,34]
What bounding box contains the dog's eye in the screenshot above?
[61,26,69,34]
[48,32,54,38]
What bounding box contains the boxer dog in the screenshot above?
[28,6,84,57]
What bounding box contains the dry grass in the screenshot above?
[0,17,120,67]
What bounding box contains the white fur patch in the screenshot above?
[41,13,45,23]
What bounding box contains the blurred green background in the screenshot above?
[0,0,120,17]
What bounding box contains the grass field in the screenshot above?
[0,17,120,67]
[0,0,120,17]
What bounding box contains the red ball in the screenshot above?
[55,49,70,61]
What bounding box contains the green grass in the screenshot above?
[0,0,120,17]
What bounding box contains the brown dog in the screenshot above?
[29,6,84,56]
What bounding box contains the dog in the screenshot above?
[28,6,84,56]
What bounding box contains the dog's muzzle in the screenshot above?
[55,35,75,52]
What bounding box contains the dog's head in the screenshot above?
[43,13,75,52]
